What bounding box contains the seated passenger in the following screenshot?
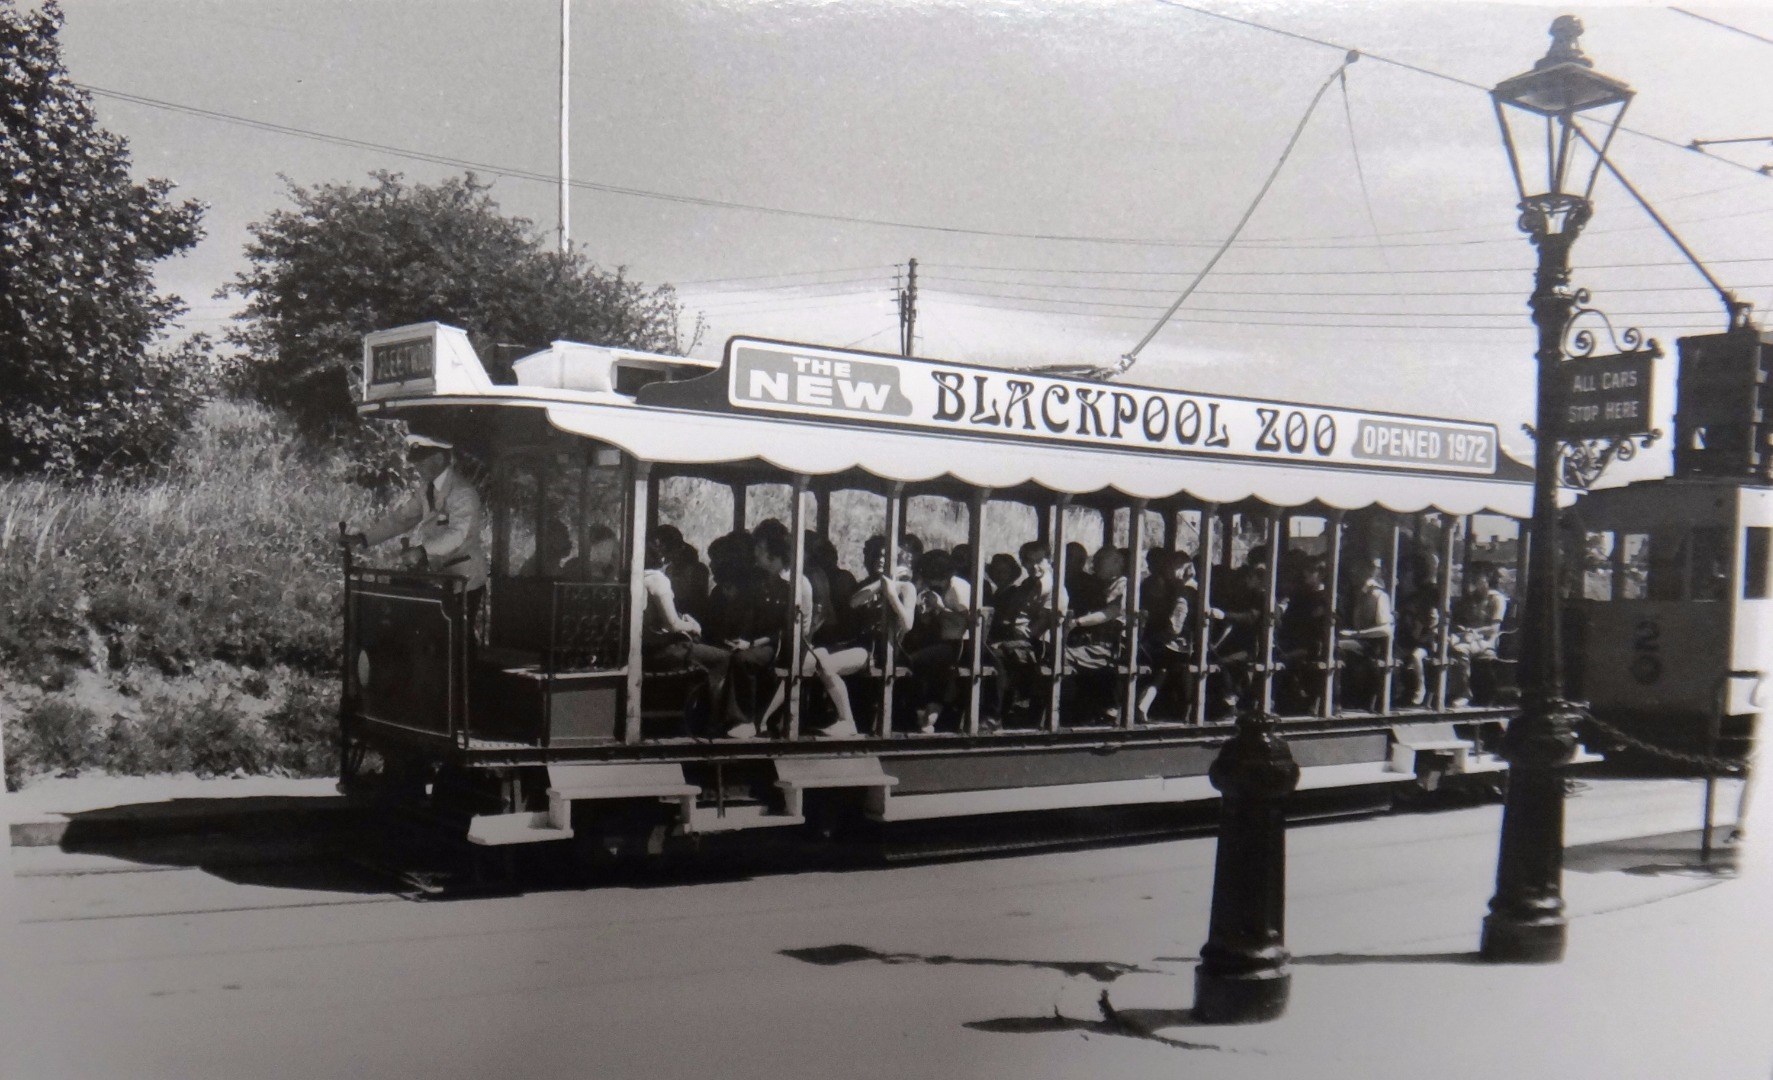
[1337,555,1395,709]
[747,529,869,738]
[581,524,620,581]
[905,549,973,732]
[1062,546,1129,723]
[1396,551,1442,707]
[844,536,919,660]
[1210,546,1270,716]
[518,517,577,578]
[1275,556,1331,714]
[982,553,1021,606]
[655,524,710,624]
[1138,552,1199,723]
[1449,563,1509,706]
[640,532,742,734]
[809,536,858,644]
[990,540,1068,726]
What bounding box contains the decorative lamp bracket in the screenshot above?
[1562,288,1659,359]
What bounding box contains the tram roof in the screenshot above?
[360,323,1543,517]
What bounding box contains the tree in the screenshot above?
[226,172,690,433]
[0,1,209,476]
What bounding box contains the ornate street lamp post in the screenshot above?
[1481,16,1633,963]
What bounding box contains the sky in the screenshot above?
[53,0,1773,481]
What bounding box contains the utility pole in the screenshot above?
[898,257,918,356]
[559,0,571,254]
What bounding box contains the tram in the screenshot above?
[342,321,1564,854]
[1565,327,1773,764]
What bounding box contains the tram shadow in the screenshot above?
[1563,827,1738,877]
[48,796,389,895]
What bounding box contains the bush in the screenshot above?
[135,687,264,777]
[4,695,102,788]
[264,674,337,777]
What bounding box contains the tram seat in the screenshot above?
[1470,656,1520,707]
[640,663,709,739]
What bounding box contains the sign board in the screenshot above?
[723,339,1500,476]
[1551,352,1654,441]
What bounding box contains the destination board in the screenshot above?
[724,339,1499,476]
[370,337,435,386]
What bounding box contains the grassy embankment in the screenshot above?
[1,401,375,790]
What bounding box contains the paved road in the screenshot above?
[3,778,1767,1080]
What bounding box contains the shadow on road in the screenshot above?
[1564,828,1738,878]
[782,943,1156,982]
[49,798,389,895]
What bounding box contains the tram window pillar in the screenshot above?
[964,489,990,735]
[1321,510,1344,719]
[1121,499,1148,728]
[1192,504,1218,725]
[1257,510,1282,716]
[1046,495,1070,732]
[878,483,906,737]
[1379,521,1401,714]
[785,475,811,740]
[622,459,651,745]
[1436,515,1459,708]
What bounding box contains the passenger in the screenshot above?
[1210,545,1270,716]
[726,530,816,737]
[983,553,1022,606]
[1063,546,1130,723]
[906,549,973,732]
[990,540,1068,727]
[1449,563,1509,706]
[1337,555,1396,709]
[655,524,710,623]
[344,432,488,630]
[952,543,975,583]
[640,532,743,734]
[1397,551,1443,707]
[846,535,919,667]
[1063,541,1093,614]
[701,531,755,646]
[802,530,835,645]
[1138,552,1199,723]
[809,536,858,642]
[1275,556,1331,714]
[518,517,577,578]
[581,523,620,581]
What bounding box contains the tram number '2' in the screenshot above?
[1255,408,1336,457]
[1629,617,1663,685]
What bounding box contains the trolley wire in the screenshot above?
[922,255,1773,278]
[1670,7,1773,49]
[919,271,1773,298]
[83,79,1769,256]
[1152,0,1773,180]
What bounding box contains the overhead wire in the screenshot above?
[1151,0,1773,180]
[919,271,1773,298]
[1670,7,1773,48]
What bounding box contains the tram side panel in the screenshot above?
[1572,481,1764,758]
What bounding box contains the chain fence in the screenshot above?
[1580,712,1750,777]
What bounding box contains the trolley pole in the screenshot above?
[1193,709,1300,1023]
[558,0,571,253]
[1480,17,1633,964]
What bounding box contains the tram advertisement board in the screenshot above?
[1549,351,1654,441]
[724,338,1500,476]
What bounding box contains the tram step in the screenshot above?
[774,756,897,817]
[466,811,574,846]
[682,803,806,834]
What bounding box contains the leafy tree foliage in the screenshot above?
[226,172,689,432]
[0,1,208,476]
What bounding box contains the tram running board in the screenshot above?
[869,762,1406,823]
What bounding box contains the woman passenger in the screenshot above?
[640,532,743,735]
[906,549,973,732]
[990,540,1068,727]
[1062,546,1129,723]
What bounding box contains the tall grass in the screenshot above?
[0,400,376,676]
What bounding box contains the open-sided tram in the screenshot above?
[339,322,1588,858]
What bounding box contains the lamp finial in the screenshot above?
[1538,15,1591,70]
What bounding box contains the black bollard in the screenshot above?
[1479,698,1581,962]
[1194,710,1301,1024]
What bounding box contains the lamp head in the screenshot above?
[1491,16,1634,233]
